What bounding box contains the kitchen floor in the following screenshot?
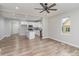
[0,35,79,56]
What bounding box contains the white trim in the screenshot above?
[0,34,11,40]
[42,36,49,39]
[50,38,79,48]
[48,36,79,48]
[0,37,5,40]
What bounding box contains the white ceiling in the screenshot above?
[0,3,79,20]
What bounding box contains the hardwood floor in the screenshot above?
[0,35,79,56]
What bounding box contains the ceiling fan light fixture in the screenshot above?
[45,3,47,5]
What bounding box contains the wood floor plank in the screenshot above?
[0,35,79,56]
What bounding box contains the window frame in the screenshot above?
[61,17,71,35]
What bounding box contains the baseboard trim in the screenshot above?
[48,36,79,48]
[0,37,5,40]
[42,36,49,39]
[0,34,14,40]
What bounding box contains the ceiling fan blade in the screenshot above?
[48,9,57,11]
[35,8,43,10]
[40,10,50,13]
[48,3,56,8]
[40,3,46,9]
[46,10,50,13]
[40,10,45,13]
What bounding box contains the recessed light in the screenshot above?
[16,6,19,9]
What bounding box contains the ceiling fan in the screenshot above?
[35,3,57,13]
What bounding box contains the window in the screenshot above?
[62,17,71,34]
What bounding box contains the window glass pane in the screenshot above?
[62,17,71,33]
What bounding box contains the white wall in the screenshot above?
[0,17,20,40]
[0,18,12,40]
[19,25,28,35]
[4,19,12,37]
[0,18,5,39]
[11,20,20,34]
[47,8,79,48]
[42,17,49,38]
